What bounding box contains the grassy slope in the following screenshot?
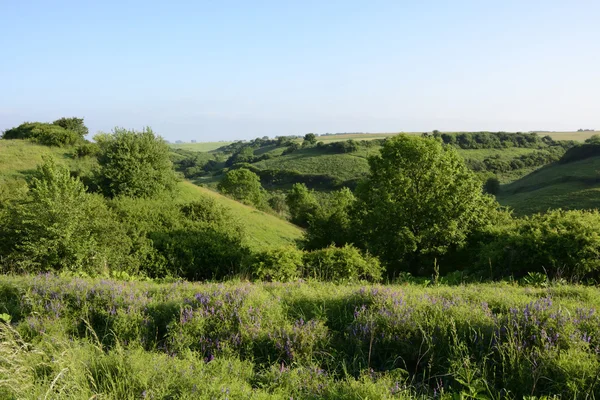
[0,139,303,251]
[178,182,303,250]
[0,140,96,179]
[497,156,600,214]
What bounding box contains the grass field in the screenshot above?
[2,274,600,398]
[169,131,600,154]
[169,141,234,152]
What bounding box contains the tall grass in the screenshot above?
[1,275,599,398]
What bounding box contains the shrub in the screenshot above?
[96,127,178,198]
[484,176,501,195]
[252,246,304,281]
[73,143,100,158]
[286,183,319,227]
[478,209,600,280]
[303,245,383,282]
[0,158,126,274]
[52,117,89,138]
[218,168,266,207]
[2,122,81,146]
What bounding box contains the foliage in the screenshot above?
[477,209,600,280]
[303,133,317,146]
[303,245,383,282]
[52,117,89,138]
[5,275,600,397]
[0,158,123,274]
[303,187,356,249]
[2,122,82,146]
[252,246,304,281]
[484,176,500,195]
[217,168,265,207]
[285,183,319,227]
[73,142,100,158]
[96,127,178,198]
[353,135,498,275]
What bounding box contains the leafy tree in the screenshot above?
[585,134,600,144]
[52,117,89,138]
[303,133,317,146]
[218,168,265,206]
[353,135,497,275]
[304,187,356,249]
[286,183,319,227]
[96,127,178,198]
[0,158,122,273]
[484,176,501,195]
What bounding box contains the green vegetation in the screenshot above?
[169,141,234,152]
[4,118,600,398]
[96,127,178,198]
[3,275,600,398]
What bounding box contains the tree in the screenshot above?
[484,176,501,195]
[96,127,177,198]
[218,168,265,206]
[52,117,89,138]
[303,133,317,146]
[304,187,356,249]
[286,183,319,227]
[0,158,121,273]
[353,135,497,275]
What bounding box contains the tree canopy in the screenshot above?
[96,127,177,198]
[353,135,497,274]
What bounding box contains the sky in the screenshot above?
[1,0,599,141]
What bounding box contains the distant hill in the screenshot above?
[497,155,600,215]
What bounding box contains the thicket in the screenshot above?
[559,143,600,164]
[1,117,89,147]
[438,131,560,149]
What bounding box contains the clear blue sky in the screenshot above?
[1,0,599,141]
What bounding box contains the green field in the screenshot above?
[497,156,600,214]
[169,141,234,152]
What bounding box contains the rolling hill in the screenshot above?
[497,155,600,215]
[0,139,303,250]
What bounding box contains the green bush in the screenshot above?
[2,122,81,146]
[478,209,600,279]
[303,245,383,282]
[96,127,178,198]
[73,142,100,158]
[252,246,304,281]
[218,168,266,207]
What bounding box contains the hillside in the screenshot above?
[497,155,600,214]
[0,139,302,250]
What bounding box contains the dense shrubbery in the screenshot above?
[440,131,551,149]
[251,246,304,281]
[0,158,249,280]
[2,117,89,147]
[465,147,566,173]
[303,245,383,282]
[474,209,600,280]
